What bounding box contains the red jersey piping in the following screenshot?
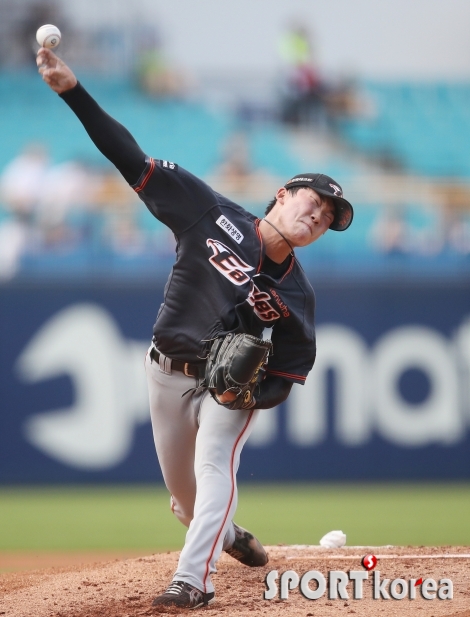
[254,219,264,273]
[266,369,306,381]
[134,157,155,193]
[280,254,295,282]
[202,410,255,592]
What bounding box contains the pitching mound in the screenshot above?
[1,546,469,617]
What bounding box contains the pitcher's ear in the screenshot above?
[276,187,287,205]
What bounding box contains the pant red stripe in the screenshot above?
[202,411,254,592]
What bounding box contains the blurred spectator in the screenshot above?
[369,205,408,255]
[278,24,325,126]
[0,147,104,278]
[104,212,146,256]
[0,142,183,280]
[369,181,470,257]
[437,183,470,255]
[133,23,185,99]
[0,1,68,68]
[90,167,177,258]
[370,202,445,256]
[277,24,367,130]
[19,1,63,64]
[0,220,28,280]
[323,76,374,131]
[206,131,281,205]
[210,132,253,195]
[0,143,49,222]
[0,143,49,279]
[38,161,100,248]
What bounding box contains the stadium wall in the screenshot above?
[1,279,470,483]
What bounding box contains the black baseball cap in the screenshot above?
[284,173,354,231]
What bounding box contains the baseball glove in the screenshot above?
[204,333,272,410]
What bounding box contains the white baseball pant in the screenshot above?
[145,348,259,594]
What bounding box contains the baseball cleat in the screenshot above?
[152,580,215,610]
[225,523,269,567]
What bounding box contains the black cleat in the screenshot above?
[225,523,268,567]
[152,580,215,610]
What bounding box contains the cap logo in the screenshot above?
[286,177,313,184]
[329,183,343,197]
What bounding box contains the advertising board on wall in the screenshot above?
[1,280,469,483]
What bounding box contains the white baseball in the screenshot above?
[36,24,61,49]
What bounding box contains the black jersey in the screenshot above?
[59,82,316,385]
[133,158,316,385]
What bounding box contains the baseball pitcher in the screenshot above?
[37,46,353,610]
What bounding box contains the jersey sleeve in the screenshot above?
[59,82,147,185]
[60,83,218,234]
[266,319,316,385]
[132,158,218,234]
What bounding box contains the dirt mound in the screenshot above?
[1,546,469,617]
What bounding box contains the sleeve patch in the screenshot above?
[216,215,244,244]
[160,160,178,171]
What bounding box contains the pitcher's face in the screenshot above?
[276,187,335,246]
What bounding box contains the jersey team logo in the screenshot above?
[206,239,254,285]
[206,239,280,322]
[247,281,280,322]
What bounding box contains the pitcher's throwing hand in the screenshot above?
[37,48,77,94]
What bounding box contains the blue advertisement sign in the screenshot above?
[1,280,469,483]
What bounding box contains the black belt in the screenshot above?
[150,347,205,379]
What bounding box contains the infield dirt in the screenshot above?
[0,546,469,617]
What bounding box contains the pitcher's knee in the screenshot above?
[170,495,193,527]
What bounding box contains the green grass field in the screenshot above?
[0,483,469,552]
